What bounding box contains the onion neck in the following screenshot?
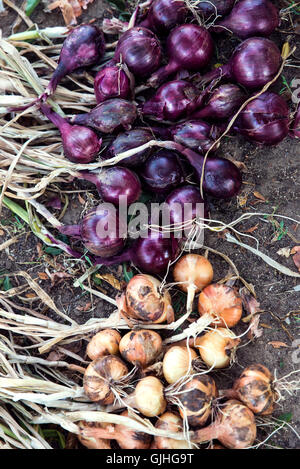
[76,170,102,191]
[94,247,132,266]
[190,422,220,443]
[40,103,70,133]
[200,63,231,87]
[45,61,68,95]
[59,224,81,238]
[148,60,180,87]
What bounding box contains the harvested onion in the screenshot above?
[83,355,128,403]
[119,329,163,368]
[163,345,198,384]
[173,254,214,314]
[134,376,167,417]
[198,283,243,328]
[154,412,191,449]
[86,329,121,361]
[196,328,240,369]
[78,421,112,449]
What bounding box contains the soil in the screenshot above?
[0,0,299,449]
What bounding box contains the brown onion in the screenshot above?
[83,355,128,403]
[78,421,112,449]
[119,329,163,368]
[198,283,243,328]
[134,376,167,417]
[86,329,121,361]
[163,346,198,384]
[173,254,214,314]
[154,412,191,449]
[196,328,240,369]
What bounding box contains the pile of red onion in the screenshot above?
[35,0,295,275]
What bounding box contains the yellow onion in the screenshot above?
[123,274,174,323]
[162,345,198,384]
[154,412,191,449]
[198,283,242,328]
[83,355,128,403]
[86,329,121,361]
[119,329,163,367]
[223,364,277,415]
[79,411,152,449]
[196,328,240,369]
[176,374,218,427]
[191,400,257,449]
[173,254,214,313]
[134,376,167,417]
[78,421,112,449]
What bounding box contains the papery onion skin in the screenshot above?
[139,0,188,35]
[230,364,277,415]
[113,27,162,77]
[212,0,279,39]
[148,24,214,87]
[83,355,128,403]
[105,129,154,166]
[191,399,257,449]
[71,99,137,134]
[139,149,185,194]
[163,346,198,384]
[196,328,240,368]
[86,329,121,361]
[198,283,243,328]
[94,65,133,103]
[178,374,218,427]
[135,376,167,417]
[234,91,290,145]
[154,412,191,449]
[46,24,105,96]
[125,274,174,324]
[142,80,200,122]
[119,329,163,367]
[171,120,220,154]
[173,254,214,295]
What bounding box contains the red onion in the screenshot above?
[60,205,126,257]
[171,120,220,153]
[234,91,290,145]
[139,0,188,35]
[201,37,281,90]
[139,149,185,194]
[78,167,141,205]
[196,0,235,19]
[104,129,154,166]
[45,24,105,98]
[39,104,101,164]
[71,99,137,133]
[149,24,214,87]
[94,230,180,275]
[212,0,279,39]
[112,27,162,78]
[191,84,246,121]
[142,80,200,121]
[94,65,134,104]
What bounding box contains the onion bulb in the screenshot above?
[78,421,112,449]
[198,283,243,328]
[163,346,198,384]
[173,254,214,314]
[154,412,191,449]
[176,374,218,427]
[119,329,163,367]
[83,355,128,403]
[222,364,277,415]
[196,328,240,369]
[134,376,167,417]
[121,274,174,324]
[191,399,257,449]
[79,411,152,449]
[86,329,121,361]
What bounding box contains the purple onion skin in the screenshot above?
[71,99,137,133]
[104,129,154,166]
[40,104,101,163]
[94,66,133,104]
[171,120,220,153]
[139,149,185,194]
[113,27,161,78]
[94,230,180,275]
[196,0,235,18]
[142,80,200,121]
[60,205,126,258]
[234,92,290,145]
[149,24,214,87]
[165,185,209,231]
[139,0,188,35]
[191,84,246,121]
[202,37,281,90]
[212,0,279,39]
[46,25,105,96]
[79,167,141,206]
